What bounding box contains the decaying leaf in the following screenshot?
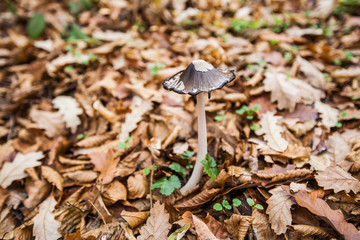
[121,210,150,229]
[138,201,171,240]
[192,214,219,240]
[289,225,333,238]
[316,166,360,194]
[33,195,62,240]
[266,186,295,235]
[0,152,44,188]
[175,188,221,209]
[41,166,63,192]
[252,209,279,240]
[127,173,149,199]
[315,101,339,129]
[30,109,66,138]
[326,133,352,171]
[224,214,253,240]
[89,150,119,184]
[102,180,127,205]
[53,96,83,134]
[255,111,289,152]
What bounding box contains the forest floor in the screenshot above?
[0,0,360,239]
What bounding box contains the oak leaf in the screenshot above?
[33,196,61,240]
[0,152,44,188]
[264,72,323,112]
[314,101,339,128]
[53,96,83,134]
[315,166,360,194]
[266,186,295,235]
[30,109,66,138]
[255,112,288,152]
[138,201,171,240]
[283,186,360,240]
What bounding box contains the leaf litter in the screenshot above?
[0,0,360,239]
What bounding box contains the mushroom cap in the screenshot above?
[163,60,236,96]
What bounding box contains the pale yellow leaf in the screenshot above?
[53,96,83,134]
[264,72,323,112]
[314,101,339,128]
[315,0,338,18]
[316,166,360,194]
[33,196,61,240]
[0,152,44,188]
[309,154,331,171]
[255,112,289,152]
[138,201,171,240]
[30,109,66,138]
[41,166,63,192]
[266,186,295,235]
[119,96,153,142]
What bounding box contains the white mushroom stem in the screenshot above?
[180,92,207,194]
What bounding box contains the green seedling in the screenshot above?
[134,22,146,33]
[77,131,89,140]
[344,50,353,61]
[334,59,342,66]
[247,198,264,211]
[143,165,157,176]
[169,163,186,177]
[214,112,226,122]
[118,136,132,149]
[27,13,46,39]
[181,150,194,160]
[236,104,261,120]
[250,123,258,131]
[201,153,219,180]
[323,73,332,82]
[213,198,242,211]
[150,175,181,195]
[147,62,165,75]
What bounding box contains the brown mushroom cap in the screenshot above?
[163,60,236,96]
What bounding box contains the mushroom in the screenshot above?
[163,59,236,194]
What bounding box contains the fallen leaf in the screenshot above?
[266,186,295,235]
[102,180,127,205]
[89,150,118,184]
[315,166,360,194]
[192,214,219,240]
[23,179,51,208]
[314,101,339,129]
[175,188,221,209]
[331,67,360,78]
[0,152,44,188]
[326,133,352,171]
[203,214,229,239]
[30,109,66,138]
[255,111,289,152]
[284,186,360,240]
[289,225,333,238]
[252,209,279,240]
[33,195,61,240]
[309,154,331,171]
[127,173,149,199]
[224,214,253,240]
[138,201,171,240]
[121,210,150,229]
[41,166,63,192]
[63,170,98,182]
[264,72,323,112]
[53,96,83,134]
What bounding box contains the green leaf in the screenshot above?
[232,198,242,207]
[214,114,226,122]
[236,105,248,115]
[250,124,258,131]
[201,153,219,180]
[66,24,90,43]
[169,163,186,177]
[335,122,342,128]
[143,168,150,176]
[340,111,347,118]
[213,203,223,211]
[333,59,342,66]
[167,223,191,240]
[222,200,232,210]
[246,198,255,207]
[150,175,181,195]
[181,150,194,160]
[251,104,261,111]
[147,63,165,75]
[254,204,264,210]
[27,13,46,39]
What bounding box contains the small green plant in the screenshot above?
[284,52,292,61]
[213,198,242,211]
[143,165,157,176]
[134,22,146,33]
[351,96,360,101]
[272,17,290,33]
[118,136,132,149]
[304,10,311,18]
[250,123,258,131]
[27,13,46,39]
[334,59,342,66]
[344,50,353,61]
[214,112,226,122]
[5,0,17,15]
[150,175,181,195]
[181,150,194,160]
[333,0,360,15]
[65,24,91,43]
[323,73,332,82]
[169,163,186,177]
[269,39,279,46]
[147,63,165,75]
[247,198,264,211]
[236,104,261,120]
[230,19,265,33]
[201,153,219,180]
[77,131,89,140]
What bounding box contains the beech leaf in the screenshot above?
[266,186,295,235]
[0,152,44,188]
[315,166,360,194]
[314,101,339,128]
[138,201,171,240]
[255,111,289,152]
[33,196,61,240]
[53,96,83,134]
[30,109,66,138]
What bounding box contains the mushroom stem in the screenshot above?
[180,91,207,194]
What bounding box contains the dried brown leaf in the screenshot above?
[175,188,221,209]
[138,201,171,240]
[53,96,83,134]
[121,210,150,229]
[289,225,333,238]
[331,67,360,78]
[260,144,310,159]
[89,150,119,184]
[252,209,280,240]
[75,132,117,148]
[192,214,219,240]
[224,214,253,240]
[203,214,229,239]
[255,111,289,152]
[102,180,127,205]
[23,179,51,208]
[316,166,360,194]
[30,109,66,138]
[266,186,295,235]
[315,101,339,129]
[0,152,44,188]
[41,166,63,192]
[326,133,352,171]
[63,170,98,182]
[127,173,149,199]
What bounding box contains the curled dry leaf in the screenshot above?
[53,96,83,134]
[224,214,254,240]
[63,170,98,183]
[89,150,119,184]
[260,144,310,159]
[174,188,221,209]
[121,210,150,229]
[192,214,219,240]
[75,132,117,148]
[266,186,295,235]
[23,179,51,209]
[41,166,63,192]
[289,225,333,238]
[0,151,44,188]
[32,195,62,240]
[102,180,127,205]
[315,166,360,194]
[283,186,360,240]
[138,201,171,240]
[203,214,229,239]
[127,173,149,199]
[255,111,289,152]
